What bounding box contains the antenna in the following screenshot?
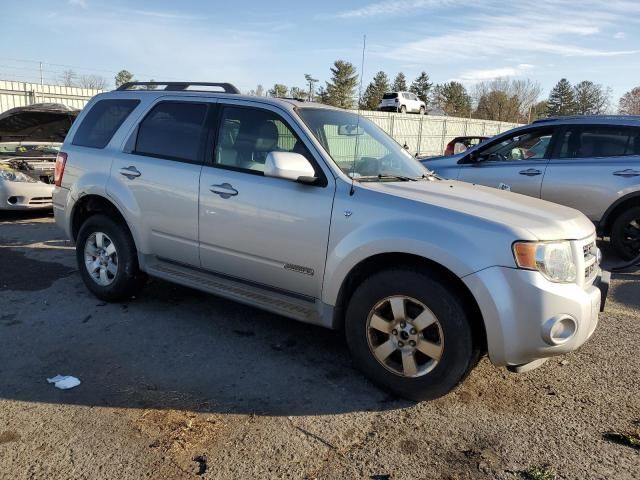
[350,34,367,196]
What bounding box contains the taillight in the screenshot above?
[54,151,67,187]
[395,98,399,103]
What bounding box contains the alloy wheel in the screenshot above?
[84,232,118,286]
[366,295,444,378]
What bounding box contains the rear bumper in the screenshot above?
[378,106,399,112]
[463,266,601,367]
[0,181,53,210]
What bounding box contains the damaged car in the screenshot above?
[0,103,79,210]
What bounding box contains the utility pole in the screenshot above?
[39,62,43,86]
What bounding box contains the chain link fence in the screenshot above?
[351,110,521,156]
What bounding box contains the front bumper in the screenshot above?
[463,266,602,367]
[0,180,53,210]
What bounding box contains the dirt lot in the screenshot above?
[0,212,638,480]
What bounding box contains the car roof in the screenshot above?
[532,115,640,126]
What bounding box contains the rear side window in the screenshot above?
[557,126,640,159]
[382,93,397,99]
[134,102,207,163]
[73,99,139,148]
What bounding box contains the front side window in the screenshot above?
[73,99,139,149]
[214,106,312,174]
[135,102,207,163]
[297,108,427,180]
[479,128,553,162]
[557,126,640,159]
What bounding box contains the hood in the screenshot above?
[0,103,79,143]
[361,179,595,241]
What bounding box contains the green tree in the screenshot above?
[304,74,318,101]
[325,60,358,109]
[360,71,390,110]
[392,72,408,92]
[316,86,329,104]
[573,80,610,115]
[475,90,520,122]
[619,86,640,115]
[268,84,288,98]
[409,71,433,106]
[114,69,134,88]
[432,82,471,117]
[547,79,577,116]
[289,86,307,99]
[529,100,548,121]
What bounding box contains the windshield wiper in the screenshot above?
[356,174,418,182]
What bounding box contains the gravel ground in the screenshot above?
[0,212,638,480]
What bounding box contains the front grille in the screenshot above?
[29,196,52,205]
[582,240,598,281]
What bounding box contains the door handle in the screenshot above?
[210,183,238,199]
[519,168,542,176]
[613,169,640,178]
[119,166,141,180]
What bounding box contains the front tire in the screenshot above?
[610,205,640,260]
[345,269,479,401]
[76,214,146,301]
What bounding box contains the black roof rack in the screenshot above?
[533,115,640,124]
[116,82,241,94]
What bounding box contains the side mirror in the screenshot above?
[264,151,317,184]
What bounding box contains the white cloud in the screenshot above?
[614,31,625,39]
[68,0,87,8]
[331,0,455,18]
[453,64,536,84]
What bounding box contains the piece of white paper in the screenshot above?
[47,375,81,390]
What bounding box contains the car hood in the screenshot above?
[420,153,465,170]
[0,103,79,143]
[361,179,595,241]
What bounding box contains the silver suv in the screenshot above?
[422,116,640,259]
[53,82,607,401]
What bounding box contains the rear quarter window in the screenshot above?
[72,99,139,148]
[382,93,398,99]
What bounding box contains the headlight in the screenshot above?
[0,169,38,183]
[513,241,577,283]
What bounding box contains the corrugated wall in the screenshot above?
[0,80,102,112]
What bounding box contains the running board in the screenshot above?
[144,258,322,325]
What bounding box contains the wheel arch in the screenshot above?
[71,194,135,246]
[599,191,640,234]
[332,252,487,353]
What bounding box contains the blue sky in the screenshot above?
[2,0,640,102]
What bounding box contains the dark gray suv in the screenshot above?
[422,116,640,259]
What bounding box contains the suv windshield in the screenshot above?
[297,108,428,181]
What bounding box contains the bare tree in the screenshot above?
[619,86,640,115]
[473,78,542,123]
[78,74,108,90]
[60,70,77,87]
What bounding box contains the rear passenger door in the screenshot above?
[107,98,213,267]
[542,124,640,222]
[458,127,555,198]
[198,103,335,298]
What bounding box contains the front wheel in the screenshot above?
[345,269,479,401]
[610,205,640,260]
[76,214,146,301]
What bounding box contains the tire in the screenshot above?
[399,105,406,114]
[419,106,425,115]
[610,205,640,260]
[345,268,480,401]
[76,214,146,301]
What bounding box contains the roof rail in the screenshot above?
[533,115,640,124]
[116,82,241,94]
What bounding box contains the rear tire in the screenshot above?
[76,214,146,301]
[419,106,425,115]
[345,268,480,401]
[610,205,640,260]
[399,105,407,114]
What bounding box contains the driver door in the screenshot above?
[458,127,556,197]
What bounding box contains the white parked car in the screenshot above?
[378,91,426,114]
[0,104,78,210]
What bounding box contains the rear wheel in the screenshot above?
[399,105,407,114]
[610,205,640,260]
[419,106,425,115]
[345,269,480,401]
[76,214,146,301]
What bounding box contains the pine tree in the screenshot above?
[573,81,610,115]
[547,79,577,116]
[432,82,471,117]
[392,72,408,92]
[409,72,433,107]
[325,60,358,109]
[360,71,390,110]
[268,84,288,98]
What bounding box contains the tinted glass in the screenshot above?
[214,106,311,174]
[382,93,398,99]
[73,99,139,148]
[558,126,640,159]
[479,129,553,161]
[135,102,207,162]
